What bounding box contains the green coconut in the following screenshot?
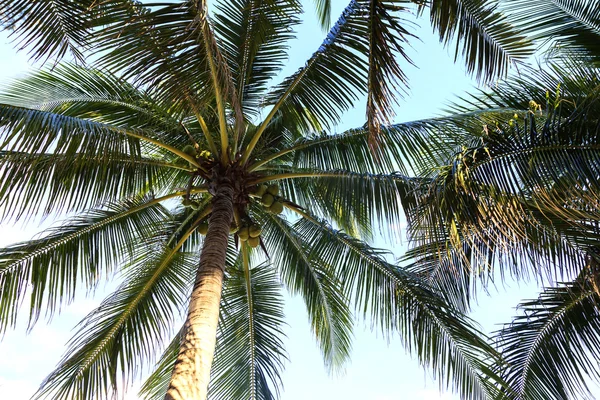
[182,145,196,156]
[261,193,275,207]
[256,184,268,196]
[198,222,209,235]
[249,224,262,238]
[238,226,250,241]
[269,201,284,214]
[267,184,280,196]
[247,236,260,248]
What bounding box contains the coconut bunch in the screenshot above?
[236,221,263,248]
[251,184,284,214]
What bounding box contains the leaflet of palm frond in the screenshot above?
[264,0,414,134]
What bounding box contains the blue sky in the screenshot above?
[0,1,595,400]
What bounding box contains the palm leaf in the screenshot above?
[212,0,301,118]
[32,245,199,400]
[208,258,287,400]
[420,0,532,81]
[495,265,600,400]
[0,195,172,333]
[290,209,503,400]
[0,150,188,220]
[259,209,353,370]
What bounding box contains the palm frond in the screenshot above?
[495,264,600,400]
[213,0,301,119]
[33,245,199,400]
[290,209,503,400]
[262,0,415,133]
[138,326,183,400]
[421,0,532,81]
[0,0,101,62]
[0,195,172,334]
[0,64,189,137]
[208,258,287,400]
[505,0,600,61]
[0,150,189,220]
[366,0,414,148]
[258,208,353,371]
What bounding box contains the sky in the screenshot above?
[0,1,597,400]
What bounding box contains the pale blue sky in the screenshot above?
[0,2,594,400]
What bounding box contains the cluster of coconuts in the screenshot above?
[251,184,284,214]
[237,222,263,248]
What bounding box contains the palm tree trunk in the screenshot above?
[165,180,234,400]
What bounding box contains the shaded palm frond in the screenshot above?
[213,0,301,118]
[291,210,503,400]
[263,0,415,133]
[421,0,532,81]
[0,195,172,334]
[366,0,414,148]
[259,208,353,371]
[138,327,183,400]
[495,263,600,400]
[0,64,190,138]
[208,259,287,400]
[505,0,600,62]
[0,0,119,62]
[32,245,199,400]
[0,151,189,220]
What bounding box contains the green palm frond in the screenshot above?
[495,264,600,400]
[0,151,188,220]
[213,0,301,118]
[262,0,415,133]
[33,245,199,400]
[0,64,190,136]
[209,258,287,400]
[420,0,532,81]
[0,0,100,62]
[505,0,600,61]
[365,0,414,147]
[139,326,184,400]
[312,0,332,30]
[291,210,503,400]
[259,209,353,370]
[0,195,172,334]
[269,169,415,240]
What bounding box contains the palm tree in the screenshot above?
[399,4,600,398]
[0,1,532,399]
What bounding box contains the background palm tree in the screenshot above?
[0,0,533,399]
[399,3,600,399]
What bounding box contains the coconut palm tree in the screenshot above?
[0,1,532,399]
[399,4,600,397]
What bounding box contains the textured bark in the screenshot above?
[165,181,234,400]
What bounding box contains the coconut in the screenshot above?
[182,145,196,156]
[182,198,193,208]
[238,226,250,241]
[269,201,284,214]
[190,201,201,210]
[249,224,262,238]
[267,184,279,196]
[198,222,209,235]
[256,184,268,196]
[261,193,275,207]
[247,236,260,248]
